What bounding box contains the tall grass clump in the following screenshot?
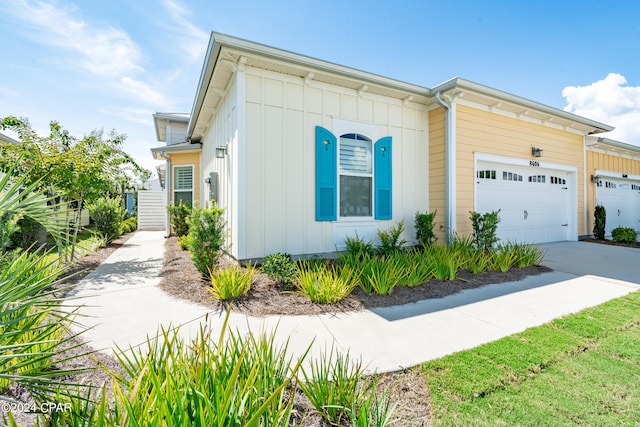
[403,249,435,287]
[208,263,256,300]
[296,261,358,303]
[188,204,226,279]
[358,253,407,295]
[102,313,305,426]
[491,244,517,272]
[299,347,395,426]
[509,242,544,267]
[430,245,462,280]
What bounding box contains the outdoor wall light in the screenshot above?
[215,145,227,158]
[531,146,543,158]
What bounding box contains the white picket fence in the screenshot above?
[137,190,166,230]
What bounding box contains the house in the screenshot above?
[152,32,640,260]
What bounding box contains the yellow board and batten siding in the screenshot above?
[428,107,447,242]
[169,152,201,208]
[586,150,640,234]
[243,68,428,259]
[455,104,585,238]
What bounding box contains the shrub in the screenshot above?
[403,249,435,287]
[344,232,375,259]
[430,245,462,280]
[262,252,297,289]
[593,205,606,240]
[470,210,501,252]
[415,210,437,247]
[167,202,191,237]
[86,196,126,243]
[208,263,256,300]
[188,204,227,278]
[377,220,407,255]
[611,227,637,244]
[177,234,193,251]
[120,216,137,234]
[295,261,358,303]
[465,249,492,274]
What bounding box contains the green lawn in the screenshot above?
[422,290,640,426]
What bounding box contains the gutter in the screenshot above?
[434,91,456,244]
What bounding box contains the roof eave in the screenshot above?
[431,77,614,134]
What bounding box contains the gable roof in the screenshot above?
[187,33,614,142]
[153,112,190,142]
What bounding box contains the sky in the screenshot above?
[1,0,640,179]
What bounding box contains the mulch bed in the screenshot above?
[581,238,640,249]
[160,236,551,316]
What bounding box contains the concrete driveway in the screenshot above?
[541,241,640,284]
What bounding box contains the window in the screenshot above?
[528,175,546,183]
[173,165,193,207]
[550,176,566,185]
[315,126,392,221]
[339,133,372,217]
[476,170,496,180]
[502,171,523,182]
[632,184,640,191]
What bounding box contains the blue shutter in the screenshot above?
[374,136,392,220]
[316,126,337,221]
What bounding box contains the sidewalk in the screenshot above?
[66,231,640,373]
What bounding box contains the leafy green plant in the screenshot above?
[593,205,606,240]
[99,312,305,426]
[120,216,137,234]
[208,263,256,300]
[295,261,358,303]
[470,210,501,252]
[415,210,437,247]
[177,233,192,251]
[377,220,407,255]
[299,347,367,424]
[491,245,517,272]
[430,245,462,280]
[261,252,297,289]
[166,202,191,237]
[188,204,226,278]
[403,249,435,287]
[510,242,544,267]
[344,232,375,258]
[359,253,407,295]
[611,227,637,244]
[85,196,126,243]
[465,249,492,274]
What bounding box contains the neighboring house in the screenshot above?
[151,32,640,260]
[585,137,640,236]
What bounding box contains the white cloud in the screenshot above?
[160,0,210,63]
[563,73,640,145]
[6,0,168,105]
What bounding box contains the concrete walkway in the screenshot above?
[66,232,640,373]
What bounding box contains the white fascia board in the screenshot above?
[594,169,640,182]
[432,77,614,134]
[591,137,640,154]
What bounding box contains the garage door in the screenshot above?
[475,161,572,244]
[596,178,640,234]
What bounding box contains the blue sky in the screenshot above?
[1,0,639,177]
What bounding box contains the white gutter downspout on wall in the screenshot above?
[163,155,171,238]
[434,91,456,244]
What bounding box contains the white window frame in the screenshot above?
[333,119,378,221]
[173,164,194,207]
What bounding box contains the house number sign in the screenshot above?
[529,160,540,167]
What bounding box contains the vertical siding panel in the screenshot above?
[245,102,263,257]
[285,110,305,254]
[263,105,285,254]
[429,107,447,242]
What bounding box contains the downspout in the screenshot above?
[434,91,456,244]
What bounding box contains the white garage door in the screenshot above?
[596,178,640,234]
[475,161,572,244]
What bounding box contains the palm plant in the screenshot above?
[1,164,90,418]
